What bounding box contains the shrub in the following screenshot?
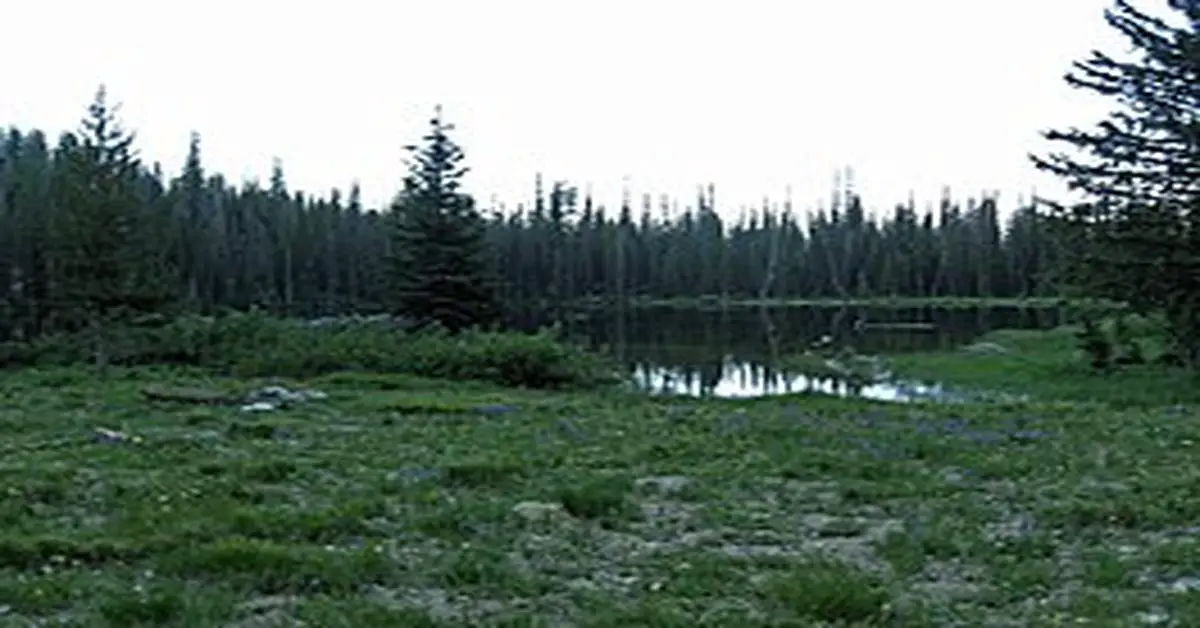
[0,311,620,390]
[1074,317,1113,371]
[1110,315,1145,365]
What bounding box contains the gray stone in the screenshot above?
[635,475,693,497]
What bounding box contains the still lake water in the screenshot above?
[529,305,1065,400]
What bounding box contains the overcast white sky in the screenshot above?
[3,0,1132,216]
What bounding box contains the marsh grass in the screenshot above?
[0,310,621,391]
[885,325,1200,407]
[1,356,1199,624]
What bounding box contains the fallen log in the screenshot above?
[140,385,244,406]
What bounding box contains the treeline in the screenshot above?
[0,95,1057,342]
[494,178,1055,307]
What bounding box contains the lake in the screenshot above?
[526,305,1066,400]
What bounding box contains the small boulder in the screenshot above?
[92,427,142,445]
[241,386,328,412]
[512,501,569,523]
[634,475,693,497]
[960,341,1009,356]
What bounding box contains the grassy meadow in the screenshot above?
[1,312,1199,626]
[885,320,1200,408]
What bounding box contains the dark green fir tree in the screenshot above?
[1031,0,1200,365]
[387,106,500,332]
[54,85,176,371]
[172,131,207,306]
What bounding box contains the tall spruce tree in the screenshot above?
[387,106,499,332]
[174,132,207,306]
[55,86,176,371]
[1031,0,1200,365]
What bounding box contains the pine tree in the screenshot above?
[387,106,499,332]
[268,159,296,312]
[54,85,176,371]
[173,131,207,306]
[1031,0,1200,365]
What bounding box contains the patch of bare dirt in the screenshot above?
[501,474,912,608]
[225,595,303,628]
[366,585,518,624]
[907,560,990,602]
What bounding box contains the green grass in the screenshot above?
[885,325,1200,407]
[2,361,1199,625]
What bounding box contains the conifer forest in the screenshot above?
[0,89,1059,343]
[6,4,1200,624]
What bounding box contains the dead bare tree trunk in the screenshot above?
[758,200,783,302]
[759,199,785,374]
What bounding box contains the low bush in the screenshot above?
[0,311,620,390]
[1073,313,1167,371]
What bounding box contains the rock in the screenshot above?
[226,595,303,628]
[801,513,870,537]
[143,384,327,413]
[241,386,328,412]
[1136,610,1170,625]
[960,341,1009,355]
[984,513,1037,543]
[634,475,693,497]
[248,386,327,404]
[237,595,299,614]
[512,501,569,523]
[1166,575,1200,593]
[940,467,971,485]
[92,427,142,445]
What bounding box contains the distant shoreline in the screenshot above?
[570,296,1122,311]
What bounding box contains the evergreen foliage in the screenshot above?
[50,86,176,371]
[387,107,500,332]
[0,88,1069,348]
[0,310,618,389]
[1031,0,1200,364]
